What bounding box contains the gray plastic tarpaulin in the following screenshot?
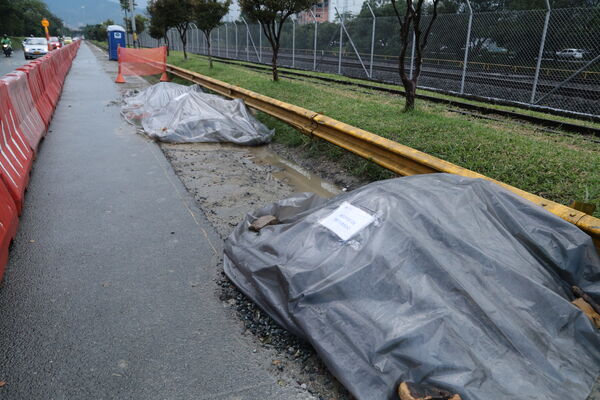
[121,82,273,145]
[224,174,600,400]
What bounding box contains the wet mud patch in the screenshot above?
[162,141,353,399]
[161,142,341,238]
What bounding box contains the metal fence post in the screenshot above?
[259,23,262,62]
[225,23,228,58]
[310,9,317,70]
[217,26,221,56]
[338,24,343,74]
[460,0,473,94]
[292,18,296,68]
[409,32,416,79]
[242,17,261,62]
[189,23,197,54]
[234,21,238,58]
[335,7,371,78]
[530,0,551,103]
[367,3,376,79]
[246,21,250,61]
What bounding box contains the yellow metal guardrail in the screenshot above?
[166,63,600,250]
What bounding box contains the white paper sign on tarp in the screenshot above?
[319,202,375,241]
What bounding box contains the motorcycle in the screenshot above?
[2,44,12,57]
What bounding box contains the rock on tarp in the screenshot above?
[121,82,273,145]
[223,173,600,400]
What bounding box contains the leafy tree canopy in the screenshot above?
[0,0,66,36]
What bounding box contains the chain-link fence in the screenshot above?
[139,6,600,118]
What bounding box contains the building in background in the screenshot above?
[297,1,329,24]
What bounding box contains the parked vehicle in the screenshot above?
[23,37,49,59]
[555,48,584,59]
[49,36,61,50]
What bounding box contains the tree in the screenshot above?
[193,0,231,68]
[0,0,65,36]
[159,0,194,59]
[147,0,171,54]
[239,0,319,81]
[390,0,441,111]
[135,15,147,35]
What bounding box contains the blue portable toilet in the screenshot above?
[107,25,126,61]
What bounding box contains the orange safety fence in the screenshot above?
[115,46,169,83]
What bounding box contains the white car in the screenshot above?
[555,48,584,59]
[23,37,48,59]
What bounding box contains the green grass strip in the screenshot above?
[165,51,600,218]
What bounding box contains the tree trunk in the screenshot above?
[208,39,212,68]
[403,78,416,112]
[164,31,170,56]
[182,35,187,59]
[271,47,279,81]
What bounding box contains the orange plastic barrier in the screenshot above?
[115,46,168,83]
[0,40,81,279]
[0,179,18,280]
[0,82,33,214]
[1,72,46,152]
[17,63,55,128]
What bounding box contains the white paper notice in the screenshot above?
[319,202,375,241]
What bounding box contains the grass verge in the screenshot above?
[90,40,108,51]
[9,37,24,51]
[202,54,600,130]
[166,51,600,218]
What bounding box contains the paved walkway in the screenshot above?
[0,43,309,399]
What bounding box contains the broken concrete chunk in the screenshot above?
[249,215,278,232]
[398,382,462,400]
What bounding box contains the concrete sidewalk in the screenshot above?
[0,43,311,399]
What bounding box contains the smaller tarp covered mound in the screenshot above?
[224,174,600,400]
[122,82,198,125]
[121,82,273,145]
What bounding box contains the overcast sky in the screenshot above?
[49,0,364,28]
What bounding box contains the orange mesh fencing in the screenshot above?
[115,46,168,83]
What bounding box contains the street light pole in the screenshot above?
[129,0,137,48]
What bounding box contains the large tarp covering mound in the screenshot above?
[121,82,273,145]
[224,174,600,400]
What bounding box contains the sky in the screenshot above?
[47,0,363,28]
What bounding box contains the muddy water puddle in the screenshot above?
[161,142,340,238]
[247,146,341,199]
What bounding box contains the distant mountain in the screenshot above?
[46,0,147,29]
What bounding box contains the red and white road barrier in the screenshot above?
[0,40,82,281]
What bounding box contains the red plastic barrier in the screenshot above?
[1,72,46,152]
[0,40,81,279]
[116,46,168,83]
[0,83,33,214]
[36,56,61,107]
[16,63,54,128]
[0,179,18,280]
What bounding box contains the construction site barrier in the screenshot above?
[0,40,81,281]
[0,81,33,214]
[0,180,19,280]
[115,46,168,83]
[16,63,54,128]
[1,72,46,151]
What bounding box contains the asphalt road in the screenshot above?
[0,49,25,76]
[0,42,311,399]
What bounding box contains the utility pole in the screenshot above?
[129,0,137,48]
